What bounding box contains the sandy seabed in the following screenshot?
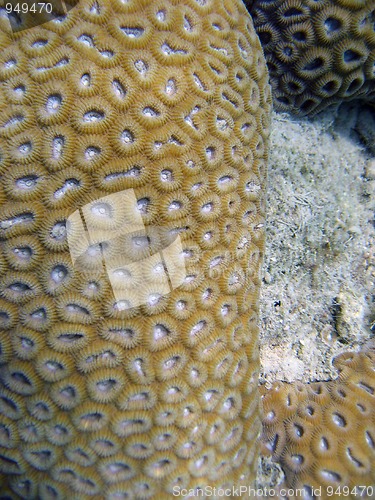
[256,104,375,489]
[260,105,374,385]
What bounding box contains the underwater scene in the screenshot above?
[0,0,374,498]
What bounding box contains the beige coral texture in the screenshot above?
[261,349,375,499]
[0,0,271,498]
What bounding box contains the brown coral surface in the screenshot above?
[261,349,375,499]
[0,0,271,498]
[245,0,375,115]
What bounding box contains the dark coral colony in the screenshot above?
[246,0,375,115]
[0,0,374,499]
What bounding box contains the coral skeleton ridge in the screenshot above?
[0,0,271,498]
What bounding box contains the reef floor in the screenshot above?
[257,103,375,488]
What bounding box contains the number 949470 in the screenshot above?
[5,2,53,14]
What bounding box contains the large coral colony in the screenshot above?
[0,0,271,498]
[0,1,373,500]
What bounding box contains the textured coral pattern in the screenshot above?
[261,350,375,498]
[244,0,375,115]
[0,0,271,497]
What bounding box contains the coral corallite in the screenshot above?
[0,0,271,498]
